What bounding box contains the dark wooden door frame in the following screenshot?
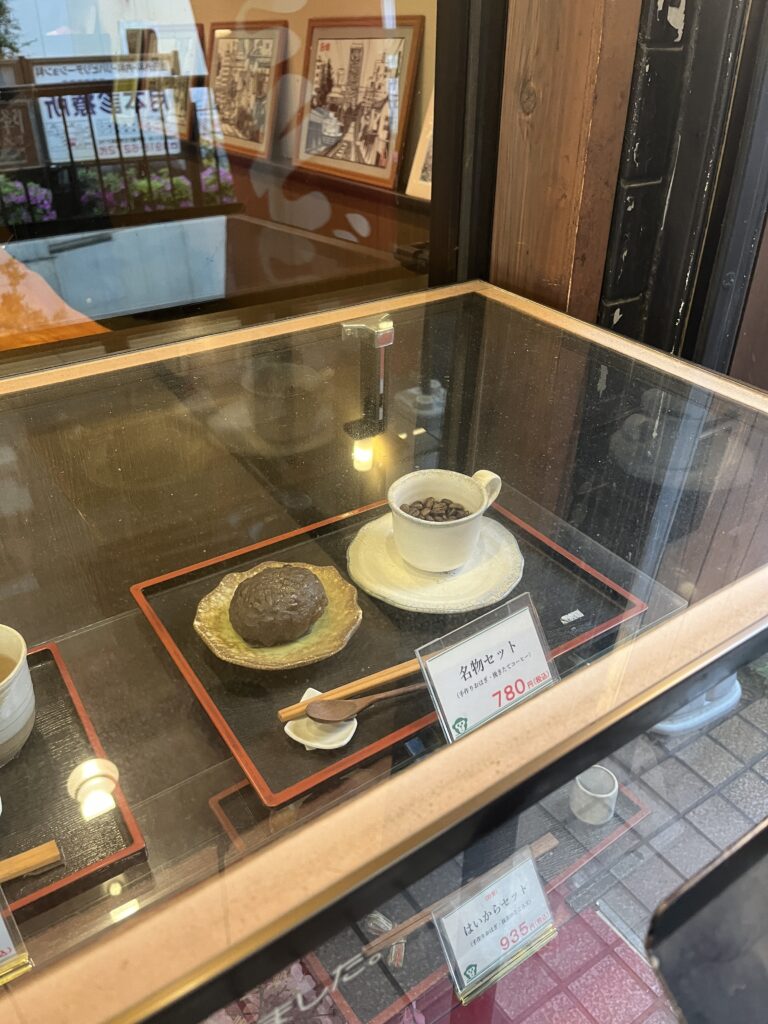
[688,1,768,374]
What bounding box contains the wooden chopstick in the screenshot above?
[360,832,559,957]
[278,658,421,723]
[0,840,63,884]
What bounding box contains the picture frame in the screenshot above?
[208,22,287,161]
[0,98,43,170]
[119,21,208,140]
[406,89,433,200]
[295,17,424,190]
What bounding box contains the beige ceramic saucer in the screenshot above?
[347,514,524,614]
[194,561,362,670]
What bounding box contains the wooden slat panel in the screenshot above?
[491,0,641,318]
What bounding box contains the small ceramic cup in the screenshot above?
[569,765,618,826]
[387,468,502,573]
[0,625,36,768]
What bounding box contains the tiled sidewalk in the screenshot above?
[204,657,768,1024]
[556,657,768,951]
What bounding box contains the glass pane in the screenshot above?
[0,1,434,375]
[1,289,766,1005]
[202,652,768,1024]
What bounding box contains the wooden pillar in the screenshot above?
[490,0,641,321]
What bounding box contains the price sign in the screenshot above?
[0,887,31,984]
[416,594,558,742]
[433,848,555,1003]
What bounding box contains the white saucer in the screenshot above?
[284,688,358,750]
[347,514,524,614]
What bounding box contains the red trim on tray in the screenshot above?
[209,780,250,853]
[11,644,146,914]
[132,501,648,809]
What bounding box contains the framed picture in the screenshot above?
[296,17,424,190]
[406,90,433,200]
[208,22,287,161]
[0,99,42,170]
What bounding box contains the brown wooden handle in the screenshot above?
[0,840,63,884]
[277,658,420,723]
[354,682,427,712]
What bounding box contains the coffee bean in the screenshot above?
[400,496,472,521]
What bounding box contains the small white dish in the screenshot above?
[284,688,358,751]
[347,513,524,614]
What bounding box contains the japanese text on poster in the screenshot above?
[39,89,180,162]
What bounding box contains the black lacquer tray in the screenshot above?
[133,502,646,808]
[0,644,145,916]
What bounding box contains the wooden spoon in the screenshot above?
[306,682,427,723]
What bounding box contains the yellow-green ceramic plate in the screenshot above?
[193,561,362,671]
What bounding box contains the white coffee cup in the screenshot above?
[569,765,618,825]
[387,468,502,573]
[0,625,36,768]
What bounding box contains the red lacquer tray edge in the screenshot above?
[11,643,146,914]
[132,501,648,809]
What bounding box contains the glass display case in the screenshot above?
[0,282,767,1023]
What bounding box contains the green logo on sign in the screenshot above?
[464,964,478,980]
[452,717,469,736]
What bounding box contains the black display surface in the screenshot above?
[135,503,646,807]
[0,646,145,916]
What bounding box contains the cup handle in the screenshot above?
[472,470,502,510]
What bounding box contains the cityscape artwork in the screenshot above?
[209,23,286,160]
[297,19,423,189]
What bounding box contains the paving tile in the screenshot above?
[597,884,650,936]
[566,870,622,915]
[640,1009,680,1024]
[619,849,684,912]
[540,784,572,822]
[614,944,663,997]
[494,954,558,1021]
[753,754,768,781]
[569,954,654,1024]
[625,780,677,840]
[582,907,623,947]
[519,991,591,1024]
[642,758,710,814]
[709,715,768,763]
[613,735,666,775]
[657,729,698,753]
[611,843,656,883]
[723,771,768,823]
[649,820,718,878]
[538,915,605,981]
[677,735,743,787]
[741,698,768,733]
[685,794,753,850]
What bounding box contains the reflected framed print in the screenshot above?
[296,17,423,189]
